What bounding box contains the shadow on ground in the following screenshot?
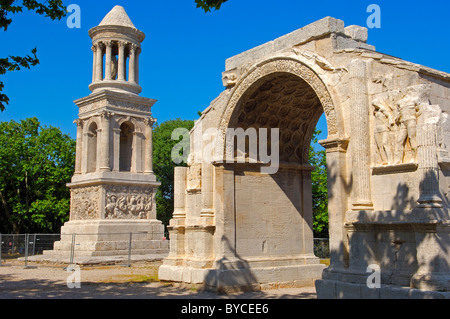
[0,271,317,299]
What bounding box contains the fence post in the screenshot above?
[32,234,37,256]
[24,233,29,268]
[126,232,132,267]
[70,234,75,265]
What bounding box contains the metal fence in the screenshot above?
[0,234,61,266]
[0,232,168,268]
[0,233,330,268]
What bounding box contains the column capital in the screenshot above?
[104,40,113,48]
[319,137,349,153]
[100,111,115,120]
[73,119,84,127]
[143,117,157,126]
[96,41,105,50]
[128,43,138,55]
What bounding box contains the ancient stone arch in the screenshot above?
[159,17,450,298]
[217,57,342,139]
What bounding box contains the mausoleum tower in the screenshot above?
[45,6,168,260]
[88,5,144,95]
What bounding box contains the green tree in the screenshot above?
[0,118,75,233]
[194,0,228,12]
[153,118,195,229]
[309,129,328,238]
[0,0,67,111]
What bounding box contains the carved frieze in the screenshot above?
[372,84,432,166]
[104,185,154,220]
[187,163,202,192]
[70,186,101,220]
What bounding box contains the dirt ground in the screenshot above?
[0,259,318,299]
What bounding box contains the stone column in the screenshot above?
[91,46,97,83]
[133,131,143,173]
[144,118,155,174]
[74,119,84,175]
[201,162,214,217]
[417,106,443,208]
[128,44,137,84]
[320,137,350,268]
[112,127,121,172]
[349,59,373,211]
[95,42,104,82]
[104,41,113,81]
[96,127,102,172]
[100,112,112,172]
[173,167,188,218]
[135,47,141,84]
[81,131,89,174]
[118,41,126,81]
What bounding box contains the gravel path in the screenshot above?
[0,259,317,299]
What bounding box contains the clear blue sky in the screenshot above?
[1,0,449,142]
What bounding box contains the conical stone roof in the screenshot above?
[99,5,136,29]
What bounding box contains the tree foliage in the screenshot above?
[0,118,75,233]
[309,129,328,238]
[0,0,67,111]
[194,0,228,12]
[153,119,194,228]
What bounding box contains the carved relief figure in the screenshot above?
[373,98,394,165]
[395,95,421,164]
[372,84,430,166]
[105,194,117,219]
[70,186,100,220]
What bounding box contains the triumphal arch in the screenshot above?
[159,17,450,298]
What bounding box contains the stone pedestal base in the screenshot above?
[159,255,325,292]
[43,219,169,260]
[315,278,450,299]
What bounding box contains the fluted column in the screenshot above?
[100,111,112,172]
[417,114,442,208]
[91,46,97,83]
[95,42,104,82]
[144,117,155,174]
[173,167,188,218]
[74,119,84,175]
[135,47,141,84]
[320,137,350,268]
[118,41,126,81]
[128,44,137,83]
[350,59,373,211]
[112,127,121,172]
[201,161,214,217]
[104,40,112,81]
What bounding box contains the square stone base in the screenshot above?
[158,255,325,293]
[43,219,169,261]
[315,279,450,299]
